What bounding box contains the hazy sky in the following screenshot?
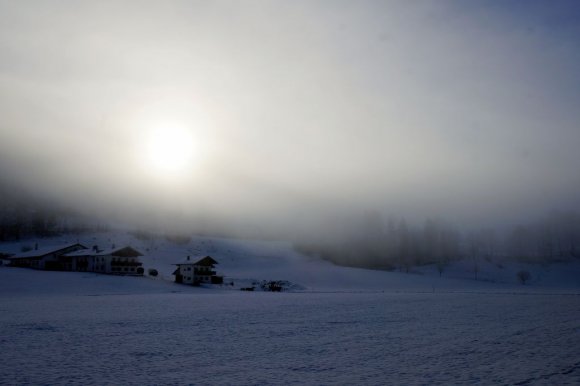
[1,0,579,233]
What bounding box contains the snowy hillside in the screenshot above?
[1,230,579,293]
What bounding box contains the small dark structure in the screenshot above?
[262,281,283,292]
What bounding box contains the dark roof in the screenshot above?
[63,246,143,257]
[174,255,218,266]
[110,246,143,257]
[194,256,218,266]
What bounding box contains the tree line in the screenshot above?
[295,210,580,272]
[0,203,108,241]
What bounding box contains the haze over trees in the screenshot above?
[3,183,579,276]
[0,192,108,241]
[295,210,580,272]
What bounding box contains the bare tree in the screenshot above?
[436,260,446,277]
[517,270,531,285]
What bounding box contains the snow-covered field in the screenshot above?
[1,232,579,384]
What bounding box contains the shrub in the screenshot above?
[148,269,158,277]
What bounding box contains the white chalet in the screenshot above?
[63,246,144,276]
[173,256,223,285]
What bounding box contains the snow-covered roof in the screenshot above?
[63,249,96,257]
[10,244,87,259]
[63,246,143,257]
[174,255,218,266]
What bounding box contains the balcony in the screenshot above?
[111,260,143,267]
[194,270,216,276]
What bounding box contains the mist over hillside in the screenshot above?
[1,1,580,245]
[2,181,579,280]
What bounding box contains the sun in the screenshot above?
[143,124,196,176]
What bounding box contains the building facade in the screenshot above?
[63,246,144,275]
[173,256,223,285]
[9,244,87,270]
[9,244,144,276]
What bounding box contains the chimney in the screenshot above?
[187,255,190,261]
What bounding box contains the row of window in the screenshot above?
[183,267,210,272]
[111,267,136,272]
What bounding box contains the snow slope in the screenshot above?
[2,230,579,293]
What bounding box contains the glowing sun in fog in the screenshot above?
[143,124,196,175]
